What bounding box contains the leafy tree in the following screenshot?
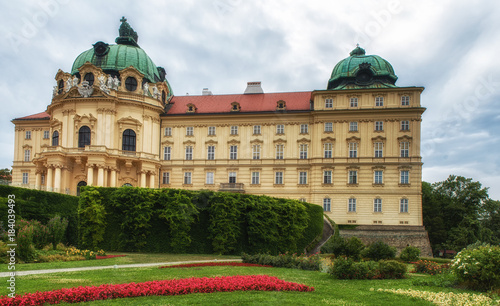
[0,168,11,182]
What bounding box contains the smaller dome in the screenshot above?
[327,46,398,90]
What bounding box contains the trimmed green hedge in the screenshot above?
[79,187,324,255]
[0,185,79,245]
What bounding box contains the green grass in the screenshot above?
[2,264,496,305]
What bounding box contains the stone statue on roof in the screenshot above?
[143,82,149,96]
[65,78,72,92]
[107,75,113,89]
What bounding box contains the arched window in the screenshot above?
[76,181,87,196]
[84,73,94,86]
[125,77,137,91]
[122,183,133,187]
[52,130,59,146]
[57,79,64,94]
[78,126,91,148]
[161,90,166,103]
[122,129,136,151]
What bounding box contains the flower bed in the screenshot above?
[377,288,495,305]
[159,262,272,269]
[0,275,313,305]
[95,255,127,260]
[412,260,449,275]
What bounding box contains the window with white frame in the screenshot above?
[185,146,193,160]
[323,198,331,212]
[276,124,284,134]
[25,131,31,140]
[186,126,194,136]
[325,98,333,108]
[375,96,384,106]
[207,146,215,160]
[208,126,216,136]
[349,142,358,158]
[401,95,410,106]
[251,172,260,185]
[24,149,30,162]
[253,125,261,135]
[324,122,333,132]
[374,198,382,212]
[299,198,306,202]
[374,142,383,158]
[299,171,308,184]
[400,142,409,157]
[276,144,284,159]
[375,121,383,131]
[300,124,309,134]
[275,171,283,184]
[400,170,409,184]
[401,120,410,131]
[183,172,192,184]
[324,143,333,158]
[374,170,383,184]
[43,130,50,139]
[229,145,238,160]
[162,172,170,184]
[348,170,357,184]
[229,172,237,183]
[230,126,238,135]
[252,144,261,160]
[163,147,171,160]
[299,144,308,159]
[350,97,358,107]
[400,198,409,213]
[349,122,358,132]
[206,172,214,184]
[164,127,172,136]
[22,172,28,185]
[348,198,356,212]
[323,170,332,184]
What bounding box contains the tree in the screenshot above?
[0,168,12,183]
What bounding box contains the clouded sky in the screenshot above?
[1,0,499,199]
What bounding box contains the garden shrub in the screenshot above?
[241,252,322,271]
[17,224,36,262]
[451,244,500,291]
[361,240,396,261]
[378,260,407,279]
[30,220,51,249]
[413,260,449,275]
[399,245,420,262]
[78,187,106,250]
[209,193,242,254]
[47,215,68,249]
[0,241,8,264]
[330,258,406,280]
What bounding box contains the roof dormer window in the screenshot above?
[231,102,240,112]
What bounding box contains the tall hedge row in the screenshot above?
[0,185,79,245]
[79,187,323,255]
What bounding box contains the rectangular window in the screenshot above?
[400,198,409,213]
[185,146,193,160]
[251,172,260,185]
[324,143,333,158]
[275,171,283,184]
[299,144,308,159]
[323,170,332,184]
[41,174,45,185]
[162,172,170,184]
[300,124,308,134]
[374,142,383,158]
[299,171,308,185]
[325,98,333,108]
[252,145,261,160]
[401,96,410,106]
[230,145,238,160]
[350,97,358,107]
[43,130,50,139]
[24,149,30,162]
[349,142,358,158]
[276,144,284,159]
[400,170,409,184]
[375,121,383,131]
[164,127,172,136]
[348,170,357,184]
[183,172,192,185]
[401,120,410,131]
[323,198,331,212]
[186,127,194,136]
[208,126,216,136]
[276,124,284,134]
[375,96,384,106]
[206,172,214,184]
[22,172,28,185]
[400,142,409,157]
[229,172,237,183]
[253,125,261,135]
[25,131,31,140]
[348,198,356,212]
[163,147,171,160]
[349,122,358,132]
[230,126,238,135]
[207,146,215,160]
[324,122,333,132]
[374,170,383,184]
[374,198,382,212]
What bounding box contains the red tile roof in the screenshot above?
[166,92,312,115]
[13,111,50,120]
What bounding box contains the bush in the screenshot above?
[330,257,378,280]
[17,224,36,262]
[378,260,407,279]
[361,241,396,261]
[413,260,449,275]
[451,244,500,291]
[31,220,51,249]
[241,252,322,271]
[321,235,365,260]
[47,215,69,249]
[78,187,107,250]
[400,245,421,262]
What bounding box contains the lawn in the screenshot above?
[2,260,497,305]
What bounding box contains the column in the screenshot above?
[140,171,147,187]
[87,166,94,186]
[46,167,53,192]
[97,166,104,187]
[110,169,117,187]
[54,166,62,193]
[149,172,156,188]
[35,171,41,190]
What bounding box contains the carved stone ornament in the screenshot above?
[78,80,94,98]
[52,86,58,97]
[107,75,113,89]
[65,78,72,92]
[113,76,120,90]
[152,85,160,100]
[143,82,149,96]
[98,74,110,94]
[72,76,79,87]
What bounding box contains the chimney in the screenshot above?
[244,81,263,94]
[202,88,212,95]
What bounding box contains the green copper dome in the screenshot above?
[327,46,398,90]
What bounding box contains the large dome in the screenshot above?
[327,46,398,90]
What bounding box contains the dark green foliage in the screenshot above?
[330,257,406,280]
[378,260,407,279]
[296,202,324,252]
[47,215,68,249]
[209,193,242,254]
[321,234,365,260]
[17,223,36,262]
[241,252,322,271]
[78,187,106,250]
[28,219,50,249]
[361,240,396,261]
[399,245,421,262]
